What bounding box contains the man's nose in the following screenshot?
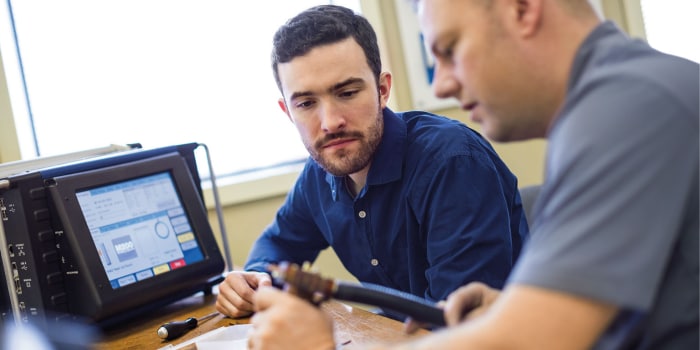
[432,64,459,99]
[319,101,347,133]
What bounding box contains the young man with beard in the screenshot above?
[215,4,528,322]
[247,0,699,349]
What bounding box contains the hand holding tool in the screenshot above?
[268,262,446,327]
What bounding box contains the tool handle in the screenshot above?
[157,317,198,340]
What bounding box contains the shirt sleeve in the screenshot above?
[244,169,329,272]
[509,74,699,310]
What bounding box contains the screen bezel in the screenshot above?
[46,152,225,322]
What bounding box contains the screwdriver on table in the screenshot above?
[157,311,220,341]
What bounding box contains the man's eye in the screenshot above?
[436,47,453,60]
[295,100,315,109]
[433,41,455,60]
[339,90,358,98]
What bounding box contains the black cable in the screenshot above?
[333,282,446,327]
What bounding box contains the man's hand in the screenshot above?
[247,286,336,350]
[403,282,500,333]
[215,271,272,318]
[443,282,500,325]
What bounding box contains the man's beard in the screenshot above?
[307,110,384,177]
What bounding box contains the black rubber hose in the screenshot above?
[334,281,446,327]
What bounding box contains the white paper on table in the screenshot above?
[158,324,251,350]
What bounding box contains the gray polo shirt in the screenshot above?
[508,22,699,349]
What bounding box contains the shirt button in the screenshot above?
[358,210,366,218]
[370,259,379,266]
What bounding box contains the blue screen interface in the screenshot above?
[76,172,205,289]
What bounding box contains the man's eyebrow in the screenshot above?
[329,77,365,93]
[289,90,313,102]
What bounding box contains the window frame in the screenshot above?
[0,1,374,207]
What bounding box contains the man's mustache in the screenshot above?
[315,131,363,149]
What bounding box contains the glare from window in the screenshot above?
[3,0,360,179]
[640,0,699,63]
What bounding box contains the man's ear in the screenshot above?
[278,98,293,123]
[378,72,392,109]
[515,0,543,37]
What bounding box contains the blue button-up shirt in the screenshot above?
[246,108,528,302]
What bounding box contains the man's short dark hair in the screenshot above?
[271,5,382,95]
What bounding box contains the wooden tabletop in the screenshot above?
[94,292,429,349]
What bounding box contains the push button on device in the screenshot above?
[42,250,58,263]
[51,293,67,306]
[29,187,46,199]
[46,272,63,285]
[33,208,50,222]
[37,229,54,242]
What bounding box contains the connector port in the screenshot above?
[11,261,22,295]
[0,198,7,220]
